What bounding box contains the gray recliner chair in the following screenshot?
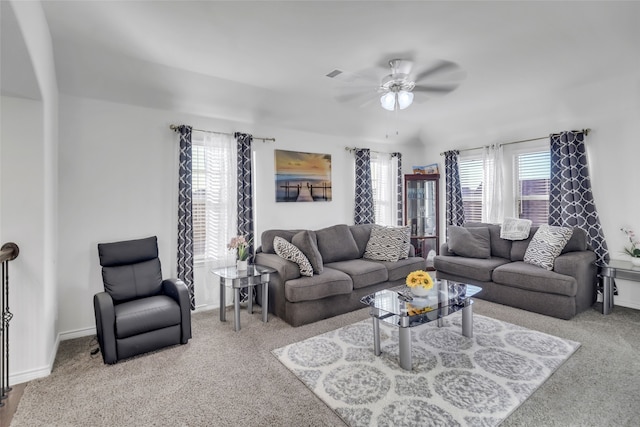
[93,236,192,364]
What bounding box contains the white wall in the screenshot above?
[0,0,59,385]
[423,70,640,309]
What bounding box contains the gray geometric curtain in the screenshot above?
[549,130,609,263]
[354,148,375,224]
[177,125,195,310]
[444,150,465,227]
[392,152,403,226]
[234,132,254,261]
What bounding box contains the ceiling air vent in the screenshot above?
[326,69,343,78]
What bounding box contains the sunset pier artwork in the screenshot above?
[279,182,332,202]
[275,149,332,203]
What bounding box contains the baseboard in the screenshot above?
[60,325,97,341]
[9,334,60,386]
[613,298,640,311]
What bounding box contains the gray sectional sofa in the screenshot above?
[254,223,426,326]
[434,222,598,319]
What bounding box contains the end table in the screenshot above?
[210,264,276,331]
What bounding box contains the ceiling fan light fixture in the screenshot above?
[380,92,396,111]
[397,90,414,110]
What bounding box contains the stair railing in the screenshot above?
[0,242,19,407]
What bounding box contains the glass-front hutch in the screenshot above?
[404,174,440,267]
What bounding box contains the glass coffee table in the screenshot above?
[210,264,276,331]
[360,280,482,370]
[596,259,640,315]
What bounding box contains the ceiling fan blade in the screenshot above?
[334,86,380,107]
[412,60,463,84]
[413,83,461,94]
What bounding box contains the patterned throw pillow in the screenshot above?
[273,236,314,277]
[500,217,533,240]
[363,225,411,262]
[524,224,573,270]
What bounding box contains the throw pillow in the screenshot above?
[291,230,323,274]
[524,224,574,270]
[448,226,491,259]
[363,225,411,262]
[273,236,313,277]
[500,217,533,240]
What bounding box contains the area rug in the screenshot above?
[273,313,580,427]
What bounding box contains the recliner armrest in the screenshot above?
[162,278,192,343]
[94,292,117,364]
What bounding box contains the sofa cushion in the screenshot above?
[315,224,361,263]
[500,217,533,240]
[369,257,428,282]
[261,229,302,254]
[291,230,323,274]
[114,295,181,339]
[349,224,375,257]
[448,226,491,259]
[510,226,539,261]
[464,222,512,260]
[363,225,411,262]
[493,261,577,297]
[324,259,388,289]
[524,225,573,270]
[562,227,588,253]
[434,255,511,283]
[274,237,313,277]
[284,267,353,303]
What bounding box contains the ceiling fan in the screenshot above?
[329,58,466,111]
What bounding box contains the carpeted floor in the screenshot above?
[10,299,640,426]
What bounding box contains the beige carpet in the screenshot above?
[10,299,640,426]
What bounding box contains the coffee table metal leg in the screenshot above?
[234,287,241,332]
[219,279,226,322]
[262,281,269,323]
[248,286,253,314]
[462,303,473,338]
[372,317,381,356]
[399,326,412,370]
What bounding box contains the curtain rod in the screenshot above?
[169,124,275,143]
[344,146,398,155]
[439,128,591,156]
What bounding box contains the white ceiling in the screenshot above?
[5,1,640,145]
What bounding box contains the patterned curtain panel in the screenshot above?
[392,152,403,226]
[177,125,195,309]
[354,149,375,224]
[444,150,465,227]
[235,132,254,304]
[549,131,609,263]
[235,133,254,258]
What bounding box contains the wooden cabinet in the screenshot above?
[404,174,440,267]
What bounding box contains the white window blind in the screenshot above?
[515,151,550,226]
[371,153,399,226]
[191,133,237,265]
[458,157,484,223]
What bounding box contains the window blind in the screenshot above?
[458,157,484,223]
[515,151,550,226]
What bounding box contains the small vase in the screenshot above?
[631,257,640,267]
[410,286,431,297]
[236,260,248,271]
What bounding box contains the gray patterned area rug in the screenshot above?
[273,313,580,426]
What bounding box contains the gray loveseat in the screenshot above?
[254,223,426,326]
[434,223,598,320]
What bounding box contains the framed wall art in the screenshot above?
[274,149,332,202]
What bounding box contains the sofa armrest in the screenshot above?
[440,243,455,256]
[254,252,302,281]
[93,291,117,364]
[162,278,192,343]
[553,250,598,306]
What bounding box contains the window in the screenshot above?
[191,133,237,265]
[370,153,399,226]
[458,156,484,223]
[515,151,550,226]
